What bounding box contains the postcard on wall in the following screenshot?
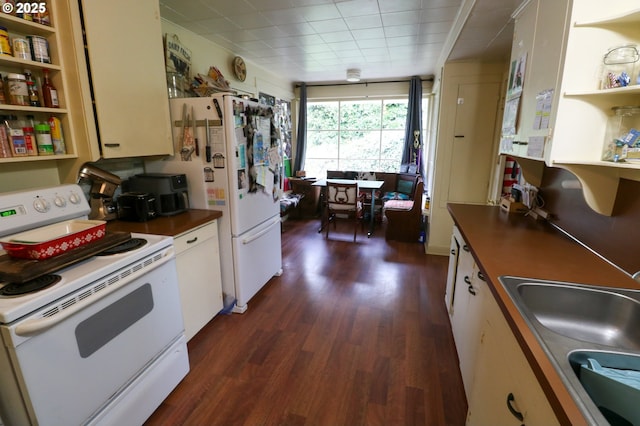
[502,95,521,136]
[527,136,545,158]
[501,137,514,153]
[507,53,527,99]
[533,89,554,130]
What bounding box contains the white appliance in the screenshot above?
[146,94,283,313]
[0,184,189,426]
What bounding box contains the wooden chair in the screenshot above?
[325,181,364,242]
[384,179,424,242]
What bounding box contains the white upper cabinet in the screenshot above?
[79,0,173,158]
[500,0,640,215]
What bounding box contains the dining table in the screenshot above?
[312,179,384,237]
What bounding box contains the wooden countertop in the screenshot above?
[106,209,222,237]
[448,203,639,426]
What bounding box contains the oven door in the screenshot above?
[0,255,185,425]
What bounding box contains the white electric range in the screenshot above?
[0,184,189,426]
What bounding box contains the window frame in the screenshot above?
[304,96,429,178]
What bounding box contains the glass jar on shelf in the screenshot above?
[601,45,639,89]
[602,106,640,162]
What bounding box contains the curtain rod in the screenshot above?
[295,77,434,88]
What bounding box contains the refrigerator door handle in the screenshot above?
[242,217,280,245]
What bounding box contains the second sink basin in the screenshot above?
[514,281,640,350]
[499,276,640,425]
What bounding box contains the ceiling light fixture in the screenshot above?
[346,68,361,82]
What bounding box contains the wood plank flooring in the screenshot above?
[145,219,467,425]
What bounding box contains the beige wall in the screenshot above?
[161,19,294,102]
[427,61,506,255]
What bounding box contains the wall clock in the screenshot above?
[233,56,247,82]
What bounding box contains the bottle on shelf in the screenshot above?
[41,69,59,108]
[35,121,53,155]
[21,121,37,156]
[23,69,40,107]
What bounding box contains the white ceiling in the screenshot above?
[159,0,524,84]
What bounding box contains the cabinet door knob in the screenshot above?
[187,237,198,244]
[462,245,470,252]
[477,271,486,281]
[467,285,476,296]
[506,392,524,421]
[464,276,471,285]
[451,249,456,255]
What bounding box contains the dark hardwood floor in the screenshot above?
[145,219,467,425]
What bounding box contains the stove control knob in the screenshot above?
[54,196,67,208]
[33,198,51,213]
[68,192,82,205]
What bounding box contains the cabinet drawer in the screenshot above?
[174,221,218,255]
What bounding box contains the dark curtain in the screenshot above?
[401,76,423,178]
[293,83,307,173]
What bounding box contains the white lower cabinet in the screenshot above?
[174,220,223,341]
[447,227,559,425]
[449,226,487,399]
[451,263,488,400]
[465,283,559,426]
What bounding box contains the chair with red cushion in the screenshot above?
[384,178,424,242]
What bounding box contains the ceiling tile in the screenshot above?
[343,14,383,30]
[161,0,521,84]
[335,0,380,17]
[380,11,422,27]
[309,18,349,33]
[298,3,342,21]
[225,12,273,29]
[350,27,385,40]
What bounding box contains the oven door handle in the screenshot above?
[14,253,175,337]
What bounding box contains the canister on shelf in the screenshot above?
[602,106,640,162]
[0,26,11,56]
[0,116,12,158]
[5,73,29,106]
[48,116,65,154]
[601,45,639,89]
[5,116,27,157]
[32,8,50,26]
[0,74,6,104]
[26,35,50,64]
[12,38,31,61]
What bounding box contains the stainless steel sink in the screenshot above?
[499,276,640,426]
[514,282,640,350]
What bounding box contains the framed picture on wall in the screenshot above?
[507,53,527,98]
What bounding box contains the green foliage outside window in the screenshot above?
[304,99,411,178]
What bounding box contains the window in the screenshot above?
[305,99,414,178]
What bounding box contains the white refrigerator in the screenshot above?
[146,94,283,313]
